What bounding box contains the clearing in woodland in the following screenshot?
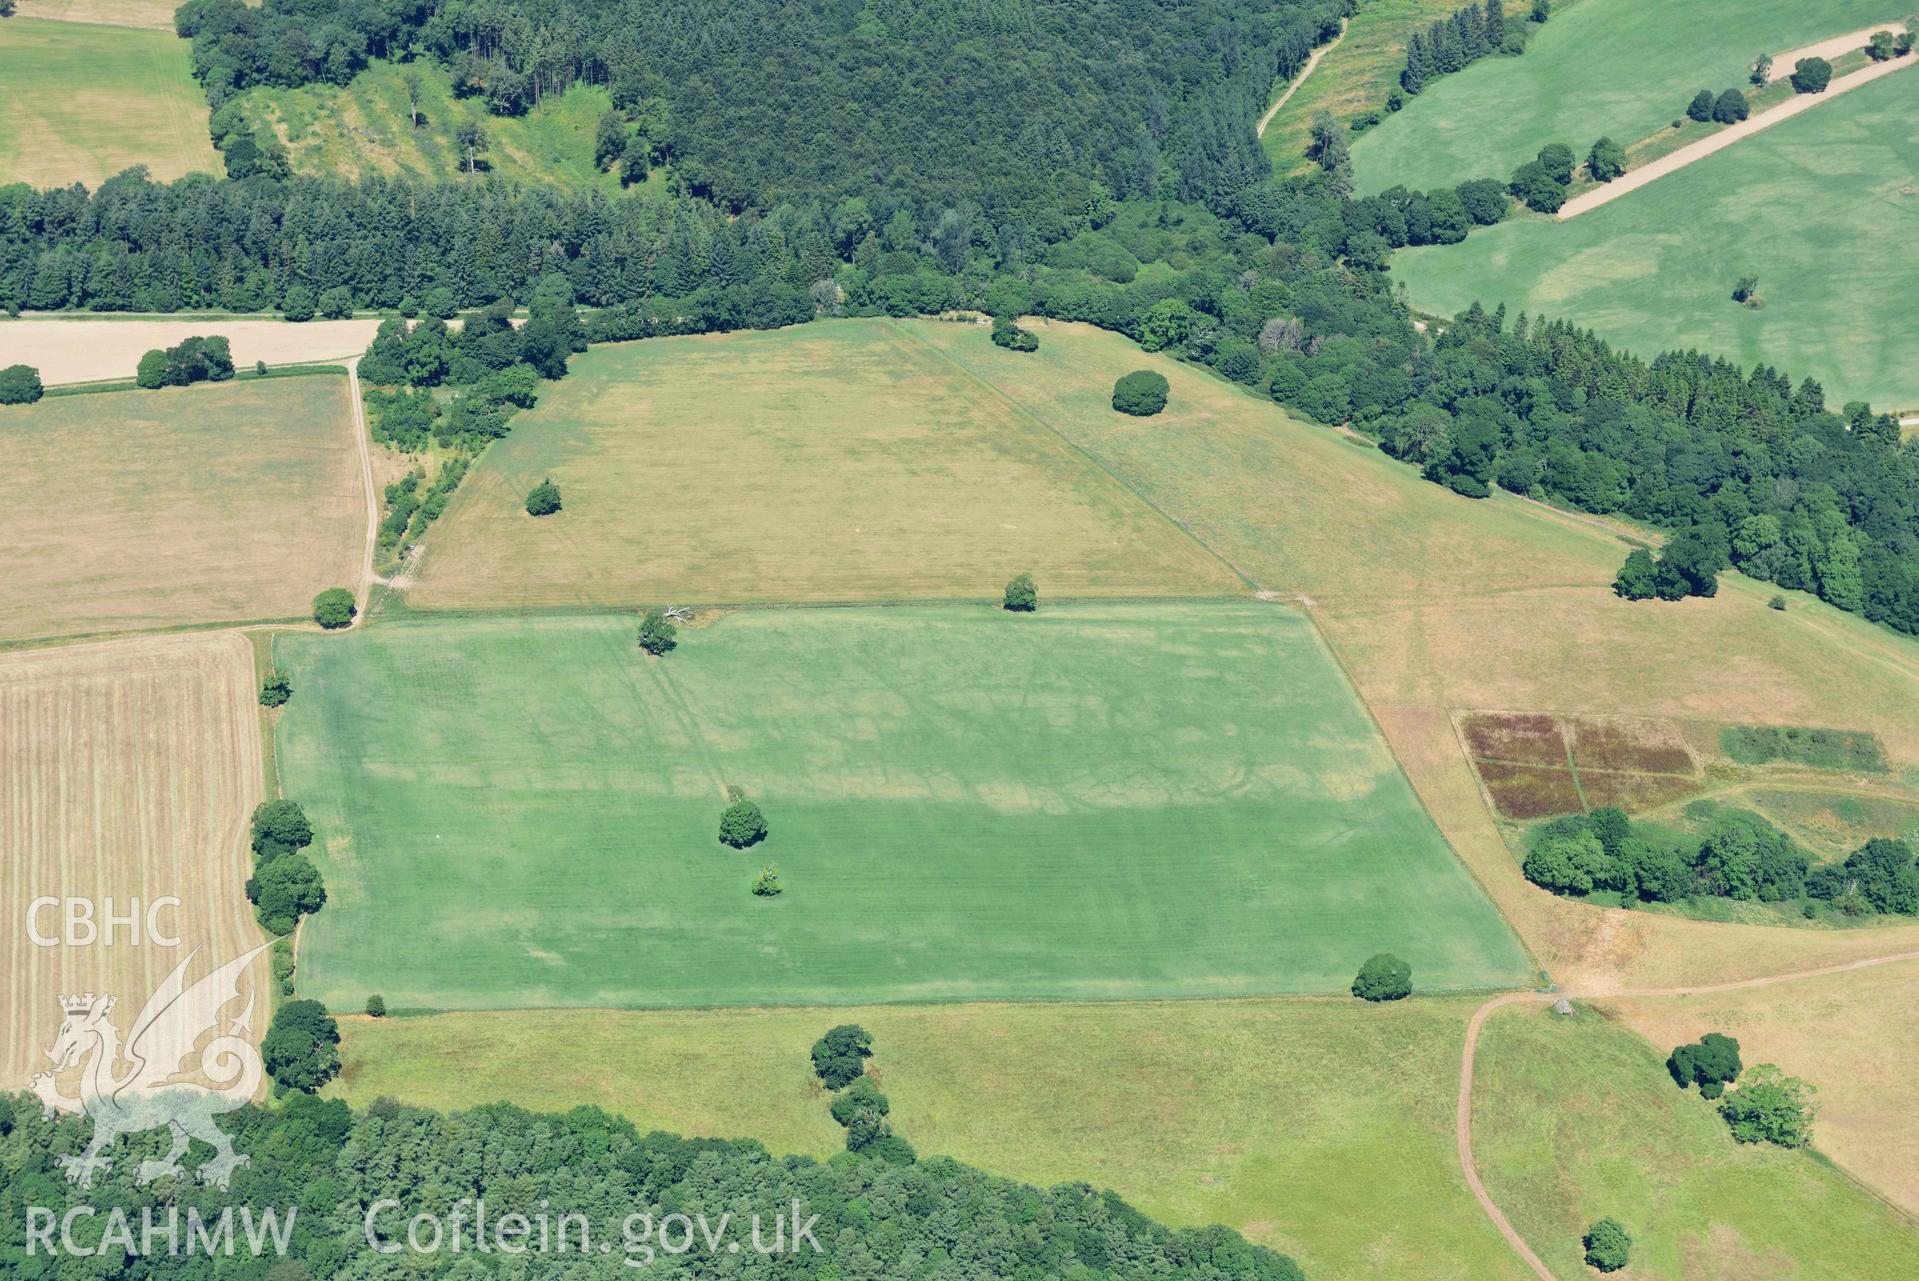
[0,18,217,189]
[409,318,1243,608]
[1390,67,1919,409]
[0,374,365,644]
[328,996,1919,1281]
[0,632,267,1088]
[1349,0,1913,194]
[910,319,1919,991]
[235,60,638,191]
[273,602,1528,1011]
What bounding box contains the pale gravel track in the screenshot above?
[1257,19,1347,137]
[344,358,379,624]
[1459,949,1919,1279]
[1559,48,1915,220]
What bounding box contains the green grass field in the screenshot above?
[409,319,1243,608]
[1476,1004,1918,1279]
[0,18,218,189]
[274,602,1528,1011]
[1389,67,1919,409]
[0,374,365,644]
[329,999,1537,1281]
[236,59,646,191]
[1349,0,1911,195]
[331,997,1919,1280]
[1260,0,1461,176]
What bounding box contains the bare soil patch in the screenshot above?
[1567,716,1696,775]
[1461,712,1567,766]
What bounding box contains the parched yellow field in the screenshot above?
[410,319,1243,608]
[0,632,267,1087]
[2,317,380,387]
[909,320,1919,990]
[0,18,217,189]
[0,375,366,644]
[1604,957,1919,1218]
[16,0,179,29]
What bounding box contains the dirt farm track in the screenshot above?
[0,631,267,1087]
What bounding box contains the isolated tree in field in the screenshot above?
[1789,56,1831,93]
[1351,952,1412,1001]
[1582,1218,1631,1272]
[1750,53,1772,86]
[455,117,490,174]
[1668,1032,1742,1098]
[1686,89,1715,122]
[259,672,294,707]
[524,477,562,515]
[637,609,677,655]
[403,68,424,128]
[263,1000,340,1092]
[366,994,386,1017]
[1711,88,1749,124]
[718,798,767,848]
[1003,572,1038,612]
[1112,369,1170,416]
[0,363,41,403]
[312,587,357,629]
[0,0,16,16]
[1867,29,1897,61]
[1718,1064,1817,1147]
[811,1023,874,1088]
[136,348,170,389]
[1731,274,1759,304]
[751,864,782,896]
[1586,137,1626,182]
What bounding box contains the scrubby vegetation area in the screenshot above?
[1522,804,1919,921]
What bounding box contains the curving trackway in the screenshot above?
[1457,949,1919,1278]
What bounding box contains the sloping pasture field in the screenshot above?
[1349,0,1913,194]
[910,319,1919,991]
[1390,67,1919,409]
[408,318,1243,608]
[274,602,1529,1011]
[0,375,365,644]
[0,632,267,1087]
[330,996,1919,1281]
[0,18,217,188]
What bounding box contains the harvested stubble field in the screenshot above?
[0,317,381,387]
[908,319,1919,990]
[410,318,1241,607]
[0,632,267,1087]
[0,18,217,188]
[331,995,1919,1280]
[273,602,1528,1011]
[0,375,366,644]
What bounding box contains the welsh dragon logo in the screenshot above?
[29,942,273,1190]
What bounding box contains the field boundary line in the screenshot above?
[1257,18,1346,138]
[345,358,378,623]
[893,323,1264,593]
[1559,51,1916,219]
[1460,949,1919,1279]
